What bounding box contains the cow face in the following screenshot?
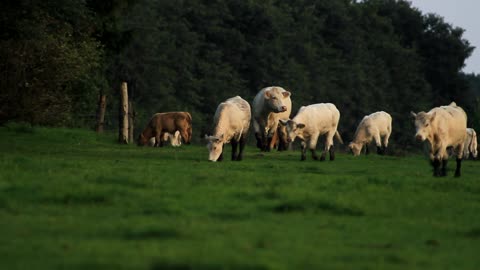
[279,119,305,143]
[137,133,149,146]
[264,88,291,113]
[348,142,362,156]
[277,122,289,146]
[205,134,224,161]
[411,111,435,142]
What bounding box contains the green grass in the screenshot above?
[1,123,480,270]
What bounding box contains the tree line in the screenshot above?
[1,0,479,151]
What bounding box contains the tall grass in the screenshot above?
[0,125,479,270]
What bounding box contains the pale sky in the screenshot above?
[408,0,479,74]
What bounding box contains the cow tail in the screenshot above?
[335,130,344,144]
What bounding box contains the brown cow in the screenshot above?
[138,112,192,146]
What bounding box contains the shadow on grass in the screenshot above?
[272,199,364,216]
[125,228,181,240]
[464,228,480,238]
[44,193,109,205]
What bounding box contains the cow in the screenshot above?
[348,111,392,156]
[147,131,182,147]
[411,102,467,177]
[279,103,343,161]
[138,112,192,146]
[463,128,478,159]
[205,96,251,162]
[252,86,291,151]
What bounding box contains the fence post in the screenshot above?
[95,94,107,133]
[119,82,129,144]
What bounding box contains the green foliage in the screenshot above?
[1,126,480,269]
[0,0,477,149]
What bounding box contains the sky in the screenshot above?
[408,0,479,74]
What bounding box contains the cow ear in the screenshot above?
[429,111,436,121]
[410,111,417,118]
[264,89,271,99]
[218,134,224,141]
[297,123,306,129]
[282,91,291,98]
[279,119,288,126]
[204,134,211,141]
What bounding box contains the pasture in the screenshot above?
[1,123,479,270]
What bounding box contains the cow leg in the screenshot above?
[455,158,462,177]
[231,140,239,161]
[432,158,441,177]
[264,136,272,152]
[365,144,370,155]
[374,133,383,155]
[300,141,307,161]
[217,151,224,162]
[329,145,335,161]
[255,132,263,149]
[155,133,163,147]
[236,135,247,161]
[441,159,448,177]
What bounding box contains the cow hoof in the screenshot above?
[301,156,306,161]
[454,171,461,177]
[319,156,326,161]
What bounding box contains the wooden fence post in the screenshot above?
[119,82,129,144]
[95,94,107,133]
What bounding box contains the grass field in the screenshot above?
[1,123,479,270]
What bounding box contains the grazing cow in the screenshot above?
[252,86,292,151]
[411,102,467,177]
[205,96,251,162]
[138,112,192,146]
[463,128,478,159]
[348,111,392,156]
[147,131,182,147]
[279,103,343,161]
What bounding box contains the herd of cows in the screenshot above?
[137,86,478,177]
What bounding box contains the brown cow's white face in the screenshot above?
[411,111,435,142]
[205,134,224,162]
[348,142,362,156]
[279,119,305,143]
[265,88,291,113]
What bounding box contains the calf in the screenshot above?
[279,103,343,161]
[348,111,392,156]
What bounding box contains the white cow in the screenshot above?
[252,86,291,151]
[348,111,392,156]
[205,96,251,162]
[279,103,343,161]
[463,128,478,159]
[411,102,467,177]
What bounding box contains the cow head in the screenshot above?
[205,134,224,161]
[264,87,291,113]
[411,111,435,142]
[348,142,363,156]
[279,119,305,143]
[277,121,289,146]
[137,133,149,146]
